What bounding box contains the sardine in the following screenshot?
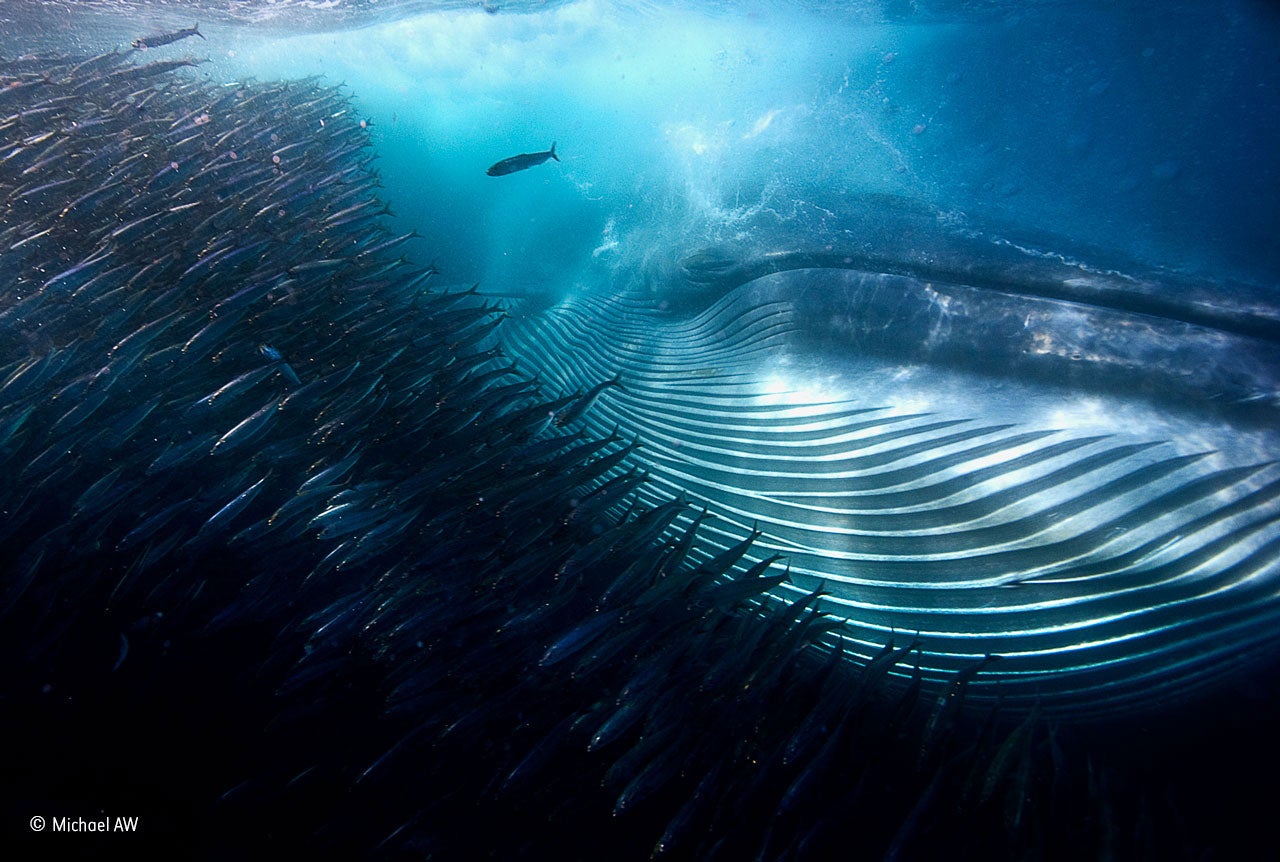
[485,142,559,176]
[131,24,205,50]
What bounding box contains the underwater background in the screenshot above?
[1,0,1279,859]
[226,0,1280,294]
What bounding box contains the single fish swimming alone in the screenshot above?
[486,142,559,176]
[132,24,204,50]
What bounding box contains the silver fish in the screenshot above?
[132,24,204,50]
[486,142,559,176]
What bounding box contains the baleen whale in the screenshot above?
[498,198,1280,713]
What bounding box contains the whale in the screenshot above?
[498,201,1280,714]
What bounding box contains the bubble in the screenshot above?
[272,154,281,164]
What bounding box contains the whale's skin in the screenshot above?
[500,228,1280,714]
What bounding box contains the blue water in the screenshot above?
[4,3,1279,856]
[202,0,1280,296]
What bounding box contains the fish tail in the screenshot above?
[195,24,205,39]
[550,142,559,161]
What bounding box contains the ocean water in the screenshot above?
[202,0,1280,290]
[3,0,1280,858]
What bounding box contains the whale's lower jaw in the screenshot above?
[500,272,1280,714]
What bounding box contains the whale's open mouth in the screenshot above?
[500,224,1280,714]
